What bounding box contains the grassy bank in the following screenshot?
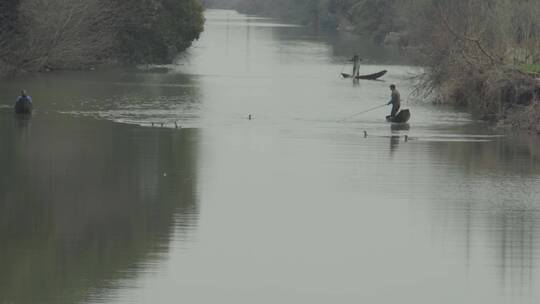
[521,64,540,75]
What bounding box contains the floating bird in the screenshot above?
[363,131,368,138]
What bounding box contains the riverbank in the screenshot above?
[0,0,204,77]
[428,67,540,132]
[406,0,540,132]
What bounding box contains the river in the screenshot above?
[1,9,540,304]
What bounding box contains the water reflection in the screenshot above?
[0,112,199,304]
[391,123,410,132]
[425,135,540,300]
[493,207,537,292]
[389,135,401,156]
[387,124,409,156]
[14,114,33,139]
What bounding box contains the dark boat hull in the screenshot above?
[341,70,387,80]
[356,70,387,80]
[15,101,33,114]
[386,109,411,123]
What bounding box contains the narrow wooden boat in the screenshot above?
[341,70,388,80]
[355,70,387,80]
[386,109,411,123]
[14,101,33,114]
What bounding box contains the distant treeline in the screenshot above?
[0,0,204,76]
[203,0,398,39]
[204,0,338,29]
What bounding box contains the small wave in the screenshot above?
[415,138,493,143]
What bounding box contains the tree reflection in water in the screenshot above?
[426,135,540,298]
[0,112,199,304]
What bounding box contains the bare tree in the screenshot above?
[17,0,118,72]
[403,0,540,126]
[0,0,20,75]
[499,0,540,66]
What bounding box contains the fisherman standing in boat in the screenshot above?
[348,55,363,78]
[387,84,400,117]
[351,55,360,78]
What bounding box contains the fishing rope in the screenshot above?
[340,104,387,122]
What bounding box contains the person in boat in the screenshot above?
[15,90,33,113]
[16,90,32,105]
[350,55,361,78]
[387,84,401,117]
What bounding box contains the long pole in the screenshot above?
[341,104,387,122]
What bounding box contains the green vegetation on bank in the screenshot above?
[521,64,540,75]
[0,0,204,76]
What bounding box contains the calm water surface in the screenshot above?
[1,9,540,304]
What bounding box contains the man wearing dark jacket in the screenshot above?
[387,84,401,117]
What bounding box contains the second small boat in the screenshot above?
[15,101,33,114]
[340,55,387,80]
[355,70,387,80]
